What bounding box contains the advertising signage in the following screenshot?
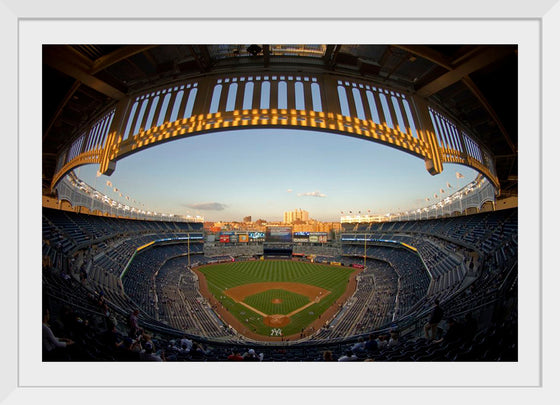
[309,232,327,243]
[249,232,265,240]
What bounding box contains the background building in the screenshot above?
[283,209,310,224]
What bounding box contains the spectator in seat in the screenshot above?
[139,341,163,361]
[424,299,444,341]
[434,318,463,344]
[227,351,244,361]
[117,337,142,361]
[338,350,358,362]
[242,348,262,361]
[351,337,366,354]
[190,342,208,360]
[42,308,74,361]
[376,334,388,350]
[365,334,378,353]
[105,322,124,351]
[388,330,400,347]
[322,350,335,361]
[179,337,193,353]
[128,309,142,338]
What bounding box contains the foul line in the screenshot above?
[234,300,268,318]
[286,292,330,317]
[225,290,331,319]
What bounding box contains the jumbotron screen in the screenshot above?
[265,226,293,243]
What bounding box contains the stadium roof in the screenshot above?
[42,44,518,198]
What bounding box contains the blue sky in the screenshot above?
[75,128,477,222]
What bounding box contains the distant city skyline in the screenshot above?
[283,208,310,224]
[75,128,479,222]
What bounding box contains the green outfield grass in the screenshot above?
[196,260,355,337]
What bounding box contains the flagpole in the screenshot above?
[363,233,366,269]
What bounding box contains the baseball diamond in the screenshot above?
[193,260,359,339]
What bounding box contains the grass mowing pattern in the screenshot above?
[244,289,310,315]
[197,260,355,336]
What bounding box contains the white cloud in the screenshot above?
[287,189,293,193]
[182,202,228,211]
[297,191,327,198]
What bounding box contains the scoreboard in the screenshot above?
[293,231,309,243]
[265,226,293,243]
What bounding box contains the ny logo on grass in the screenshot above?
[270,328,282,336]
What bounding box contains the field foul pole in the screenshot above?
[363,234,367,269]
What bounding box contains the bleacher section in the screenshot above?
[42,207,202,255]
[342,246,430,320]
[367,209,518,253]
[121,243,226,340]
[315,259,397,339]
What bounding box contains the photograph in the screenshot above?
[41,43,519,363]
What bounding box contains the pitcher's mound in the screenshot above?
[264,314,290,327]
[272,298,282,304]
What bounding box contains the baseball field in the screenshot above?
[194,260,358,339]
